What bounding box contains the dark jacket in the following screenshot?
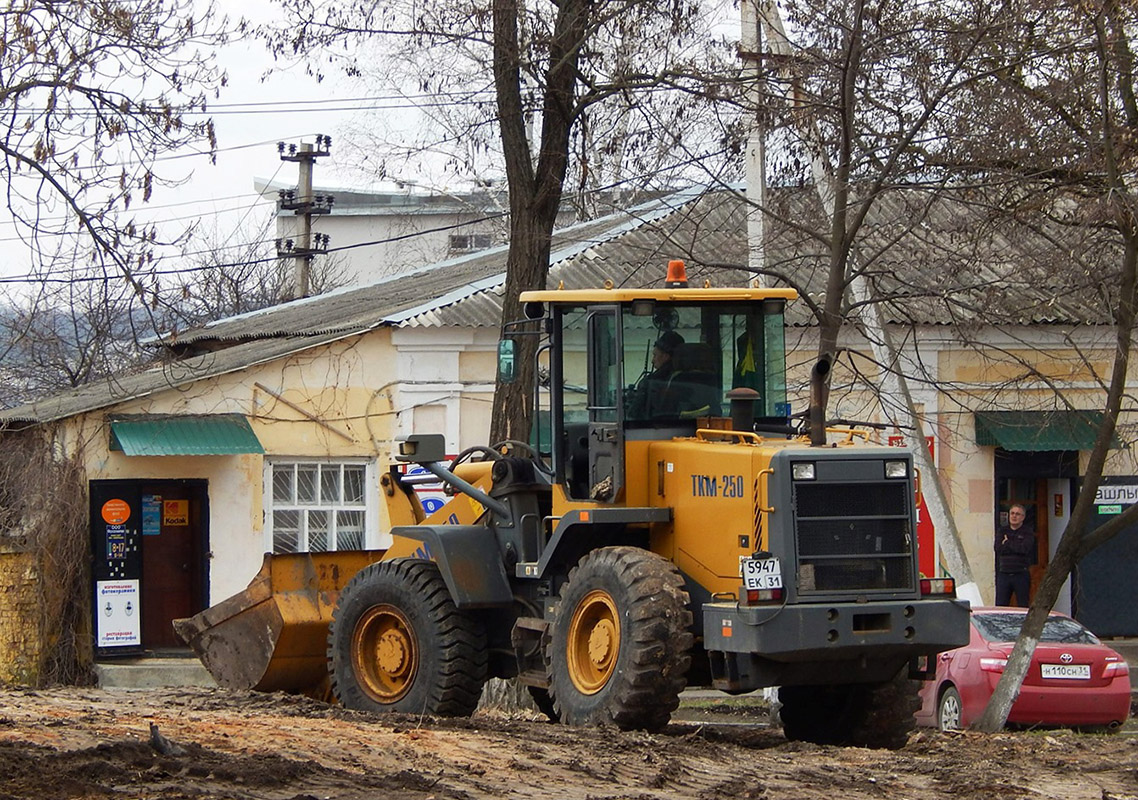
[995,524,1036,574]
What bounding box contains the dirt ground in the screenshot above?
[0,686,1136,800]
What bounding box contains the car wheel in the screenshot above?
[937,686,963,731]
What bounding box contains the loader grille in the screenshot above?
[793,480,914,595]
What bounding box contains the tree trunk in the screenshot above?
[488,0,587,445]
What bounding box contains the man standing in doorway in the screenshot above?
[995,503,1036,607]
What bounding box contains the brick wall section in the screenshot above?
[0,543,41,685]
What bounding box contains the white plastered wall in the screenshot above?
[390,326,499,453]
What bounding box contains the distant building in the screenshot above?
[257,179,664,286]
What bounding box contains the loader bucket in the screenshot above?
[173,550,385,696]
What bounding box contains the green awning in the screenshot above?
[974,410,1117,451]
[110,414,264,456]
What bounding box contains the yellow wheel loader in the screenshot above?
[176,261,970,748]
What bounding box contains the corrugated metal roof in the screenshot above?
[163,196,680,348]
[415,186,1118,329]
[0,194,690,424]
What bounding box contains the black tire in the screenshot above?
[778,684,851,745]
[854,670,922,748]
[779,668,919,749]
[937,685,963,731]
[328,559,487,716]
[547,546,693,731]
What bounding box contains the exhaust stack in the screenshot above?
[809,357,831,446]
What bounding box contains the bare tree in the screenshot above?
[164,212,350,332]
[0,252,148,407]
[760,0,1138,731]
[266,0,741,440]
[0,1,229,288]
[0,214,348,409]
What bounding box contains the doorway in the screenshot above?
[90,479,209,655]
[994,449,1078,606]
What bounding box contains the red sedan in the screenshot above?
[915,607,1131,732]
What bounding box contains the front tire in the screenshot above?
[547,547,693,731]
[328,559,487,716]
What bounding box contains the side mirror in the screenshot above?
[396,433,446,464]
[498,339,517,383]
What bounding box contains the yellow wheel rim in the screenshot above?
[352,604,417,702]
[566,589,620,694]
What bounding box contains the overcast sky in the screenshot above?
[138,4,359,259]
[0,1,362,289]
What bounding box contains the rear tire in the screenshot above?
[547,547,693,731]
[779,668,919,749]
[937,686,963,731]
[328,559,487,716]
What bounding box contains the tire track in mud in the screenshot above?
[2,687,1138,800]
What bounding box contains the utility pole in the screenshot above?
[276,135,334,298]
[740,0,767,288]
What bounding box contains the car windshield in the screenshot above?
[971,612,1100,645]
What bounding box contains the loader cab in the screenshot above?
[514,275,796,504]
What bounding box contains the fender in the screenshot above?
[531,506,672,578]
[389,524,513,609]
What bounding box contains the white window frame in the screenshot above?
[263,458,378,553]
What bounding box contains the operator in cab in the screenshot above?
[626,330,684,420]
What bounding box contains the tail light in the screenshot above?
[745,587,784,605]
[1104,659,1130,679]
[979,657,1007,673]
[920,577,956,597]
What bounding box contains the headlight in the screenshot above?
[792,462,816,480]
[885,460,908,479]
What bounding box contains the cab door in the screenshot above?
[586,306,624,502]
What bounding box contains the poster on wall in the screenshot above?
[142,495,162,535]
[95,579,141,648]
[163,499,189,526]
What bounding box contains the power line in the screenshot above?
[0,214,504,284]
[8,93,502,122]
[10,90,496,116]
[0,147,732,285]
[0,195,273,237]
